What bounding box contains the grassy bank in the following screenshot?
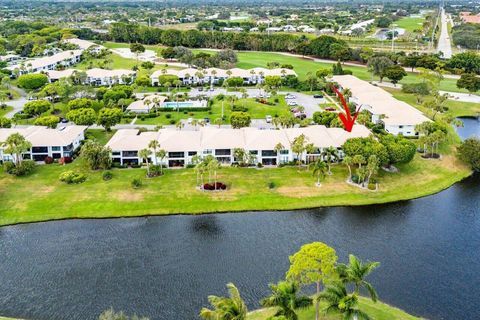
[248,297,421,320]
[0,149,470,226]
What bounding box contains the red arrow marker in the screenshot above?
[331,85,361,132]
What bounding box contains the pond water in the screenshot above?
[0,120,478,320]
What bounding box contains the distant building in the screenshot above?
[150,67,297,86]
[331,75,430,136]
[460,12,480,24]
[7,50,83,75]
[44,68,136,86]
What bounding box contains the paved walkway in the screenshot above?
[4,86,28,118]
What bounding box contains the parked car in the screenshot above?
[198,87,203,92]
[294,112,306,120]
[287,100,297,106]
[265,115,272,123]
[325,107,336,112]
[187,117,193,124]
[313,94,324,99]
[203,117,210,123]
[60,117,68,124]
[285,94,296,99]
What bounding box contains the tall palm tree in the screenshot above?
[336,255,380,302]
[343,156,353,181]
[139,148,152,177]
[1,133,32,167]
[309,159,327,187]
[148,140,160,164]
[156,149,167,175]
[318,282,371,320]
[199,283,247,320]
[261,281,312,320]
[274,142,284,166]
[208,158,221,190]
[322,147,338,175]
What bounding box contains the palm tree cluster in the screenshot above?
[194,155,222,190]
[138,140,167,177]
[199,243,380,320]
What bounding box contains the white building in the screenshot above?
[106,125,371,167]
[7,50,83,75]
[0,126,87,163]
[64,38,104,54]
[85,68,136,86]
[126,94,168,113]
[44,68,136,85]
[150,67,297,86]
[331,75,430,136]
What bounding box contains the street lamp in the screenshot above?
[391,24,397,53]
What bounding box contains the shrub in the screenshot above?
[351,174,359,184]
[131,178,142,189]
[169,119,176,124]
[3,161,15,174]
[203,182,227,190]
[12,160,35,176]
[59,170,87,184]
[44,156,54,164]
[368,183,376,190]
[268,181,276,189]
[257,162,263,168]
[102,170,113,181]
[59,157,72,165]
[165,113,172,119]
[17,73,48,90]
[231,105,248,112]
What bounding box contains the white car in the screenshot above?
[287,100,298,106]
[187,118,193,124]
[285,94,296,99]
[265,115,272,123]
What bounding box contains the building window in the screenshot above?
[215,149,231,156]
[168,152,185,158]
[249,150,258,155]
[112,151,121,156]
[280,150,289,155]
[261,150,276,157]
[188,151,197,156]
[203,149,212,155]
[52,146,61,151]
[122,151,138,157]
[31,146,48,153]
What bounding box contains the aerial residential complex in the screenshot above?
[7,50,83,75]
[105,125,371,167]
[46,68,137,85]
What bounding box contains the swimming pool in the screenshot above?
[163,101,205,108]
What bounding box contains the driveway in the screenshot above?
[437,8,453,59]
[4,86,28,118]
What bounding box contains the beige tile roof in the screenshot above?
[0,126,87,147]
[127,94,168,111]
[331,75,430,126]
[9,50,83,71]
[86,68,135,78]
[106,125,371,152]
[64,38,104,50]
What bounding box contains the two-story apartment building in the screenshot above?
[0,126,87,163]
[331,75,430,137]
[8,50,83,75]
[105,125,371,167]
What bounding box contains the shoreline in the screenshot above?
[0,166,472,228]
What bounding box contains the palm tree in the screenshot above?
[175,121,184,130]
[199,283,247,320]
[148,140,160,164]
[261,281,312,320]
[1,133,32,167]
[318,282,371,320]
[214,117,223,128]
[208,158,221,190]
[337,255,380,302]
[194,160,206,188]
[274,142,284,166]
[309,159,327,187]
[322,147,338,175]
[343,156,353,181]
[353,154,365,169]
[139,148,152,177]
[156,149,167,175]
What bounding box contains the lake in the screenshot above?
[0,119,478,320]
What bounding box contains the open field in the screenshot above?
[248,297,421,320]
[395,16,426,33]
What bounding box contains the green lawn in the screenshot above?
[248,297,421,320]
[0,105,13,117]
[0,146,470,226]
[395,16,426,33]
[85,129,117,146]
